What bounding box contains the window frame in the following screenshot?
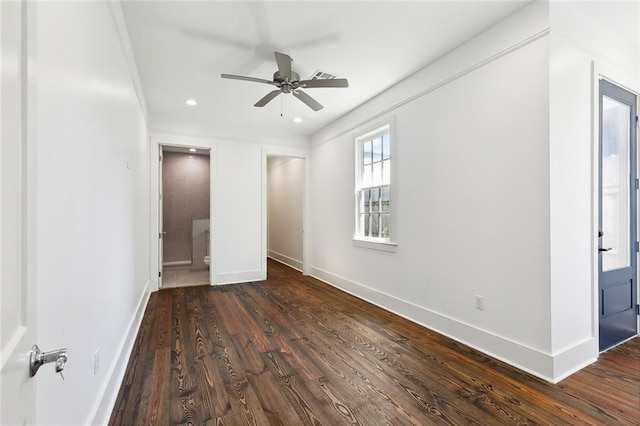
[353,120,397,252]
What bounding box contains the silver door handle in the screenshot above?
[30,344,68,379]
[598,247,612,252]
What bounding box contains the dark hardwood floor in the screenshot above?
[110,260,640,425]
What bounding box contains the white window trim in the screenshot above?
[353,118,397,251]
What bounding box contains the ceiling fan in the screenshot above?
[221,52,349,111]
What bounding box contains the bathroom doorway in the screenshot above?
[266,155,304,271]
[159,145,211,288]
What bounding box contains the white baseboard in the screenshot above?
[87,280,152,425]
[163,260,191,266]
[268,250,303,272]
[551,338,597,383]
[216,269,265,285]
[310,266,596,383]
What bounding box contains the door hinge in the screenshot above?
[636,178,639,190]
[159,271,162,278]
[636,304,639,315]
[159,154,163,162]
[636,241,639,253]
[159,193,162,201]
[159,232,162,239]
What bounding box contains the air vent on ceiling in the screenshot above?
[309,69,338,81]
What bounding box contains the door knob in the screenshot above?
[30,344,68,379]
[598,247,612,252]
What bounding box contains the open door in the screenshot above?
[598,78,638,351]
[158,145,164,288]
[0,1,37,422]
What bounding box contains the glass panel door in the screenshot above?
[601,95,632,271]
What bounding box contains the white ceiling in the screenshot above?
[121,1,531,139]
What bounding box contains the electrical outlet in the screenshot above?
[94,349,100,376]
[475,295,484,311]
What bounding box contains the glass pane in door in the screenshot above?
[602,95,631,271]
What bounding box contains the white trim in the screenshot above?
[313,28,550,146]
[268,250,303,272]
[87,280,151,426]
[352,238,397,252]
[106,2,149,124]
[150,133,217,290]
[310,266,597,383]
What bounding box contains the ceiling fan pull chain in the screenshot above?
[280,94,283,117]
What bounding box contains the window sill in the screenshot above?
[352,238,398,252]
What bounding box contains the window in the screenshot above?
[355,123,394,248]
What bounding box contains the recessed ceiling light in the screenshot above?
[293,117,302,123]
[189,148,197,152]
[185,99,197,106]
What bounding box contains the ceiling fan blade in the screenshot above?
[274,52,292,79]
[292,90,323,111]
[221,74,274,85]
[254,90,282,107]
[299,78,349,88]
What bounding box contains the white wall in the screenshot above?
[149,133,309,287]
[310,2,560,380]
[267,157,304,270]
[34,2,150,424]
[309,0,639,382]
[547,0,639,375]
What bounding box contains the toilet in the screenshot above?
[204,255,210,267]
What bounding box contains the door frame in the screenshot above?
[0,0,38,422]
[149,135,216,290]
[261,147,310,277]
[592,62,640,351]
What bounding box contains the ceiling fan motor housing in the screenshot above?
[274,70,300,93]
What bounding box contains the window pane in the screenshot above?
[363,189,370,214]
[382,159,390,184]
[372,137,382,162]
[381,214,389,238]
[371,214,379,237]
[371,188,379,213]
[363,141,372,165]
[381,186,390,212]
[373,162,382,186]
[382,133,390,160]
[363,214,370,236]
[362,164,372,187]
[602,95,631,271]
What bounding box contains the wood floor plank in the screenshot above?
[110,260,640,425]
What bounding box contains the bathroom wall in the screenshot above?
[162,150,210,264]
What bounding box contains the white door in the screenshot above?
[0,1,37,423]
[159,145,164,287]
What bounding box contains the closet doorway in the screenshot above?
[159,145,211,288]
[266,155,305,272]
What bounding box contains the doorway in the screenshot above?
[598,79,638,351]
[159,145,211,288]
[266,155,304,271]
